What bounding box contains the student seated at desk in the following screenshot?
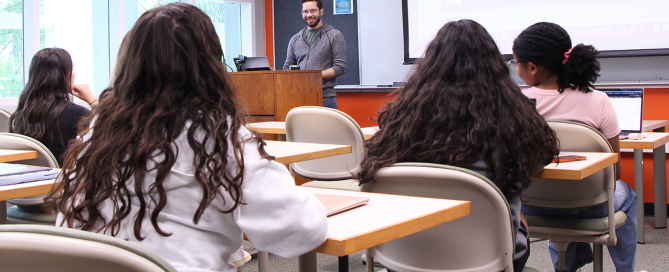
[10,48,98,166]
[357,20,559,272]
[46,3,328,272]
[513,22,638,272]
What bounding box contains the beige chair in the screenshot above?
[361,163,516,272]
[522,120,626,272]
[285,106,366,191]
[0,133,60,224]
[0,108,11,133]
[0,224,177,272]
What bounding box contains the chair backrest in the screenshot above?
[0,133,59,168]
[522,120,615,208]
[0,224,177,272]
[285,106,366,180]
[0,133,59,206]
[0,108,11,133]
[361,163,514,272]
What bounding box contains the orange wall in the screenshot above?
[338,92,397,128]
[264,0,274,68]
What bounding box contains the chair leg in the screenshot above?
[554,242,569,272]
[593,244,603,272]
[365,249,375,272]
[0,201,7,224]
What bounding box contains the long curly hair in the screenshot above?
[512,22,600,94]
[47,3,270,240]
[9,48,73,150]
[358,20,559,197]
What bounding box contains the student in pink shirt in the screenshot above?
[513,22,637,272]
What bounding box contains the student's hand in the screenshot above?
[72,84,98,106]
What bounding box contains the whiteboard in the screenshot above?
[405,0,669,59]
[357,0,669,85]
[358,0,414,86]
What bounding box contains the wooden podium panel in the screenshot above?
[229,70,322,122]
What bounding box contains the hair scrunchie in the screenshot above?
[562,48,573,65]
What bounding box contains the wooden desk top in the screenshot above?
[304,187,471,257]
[246,121,286,134]
[246,122,287,134]
[0,179,55,202]
[247,122,378,139]
[0,149,38,163]
[533,152,618,180]
[360,126,379,140]
[264,141,352,165]
[642,120,669,132]
[620,132,669,149]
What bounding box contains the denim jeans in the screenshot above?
[522,179,637,272]
[323,96,338,109]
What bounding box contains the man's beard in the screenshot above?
[304,15,321,28]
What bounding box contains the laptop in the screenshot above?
[234,56,271,72]
[601,88,644,139]
[313,194,370,216]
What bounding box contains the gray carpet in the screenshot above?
[239,217,669,271]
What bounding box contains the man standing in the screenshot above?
[284,0,347,109]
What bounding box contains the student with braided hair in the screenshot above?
[513,22,638,272]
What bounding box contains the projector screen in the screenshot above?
[403,0,669,63]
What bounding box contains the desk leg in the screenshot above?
[258,251,269,272]
[653,144,667,229]
[338,256,349,272]
[299,252,317,272]
[634,149,645,243]
[0,201,6,224]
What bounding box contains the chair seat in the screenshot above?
[7,206,57,224]
[300,179,360,191]
[526,210,626,236]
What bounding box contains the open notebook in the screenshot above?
[314,194,370,216]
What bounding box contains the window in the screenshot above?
[139,0,180,15]
[198,0,254,70]
[40,0,109,94]
[0,0,262,110]
[0,0,23,97]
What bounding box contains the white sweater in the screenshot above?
[57,125,328,272]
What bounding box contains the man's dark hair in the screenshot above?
[301,0,322,9]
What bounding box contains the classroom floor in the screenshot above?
[239,217,669,272]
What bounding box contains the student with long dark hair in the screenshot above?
[357,19,559,272]
[513,22,637,272]
[47,3,327,271]
[9,48,97,166]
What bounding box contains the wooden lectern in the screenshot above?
[229,70,322,123]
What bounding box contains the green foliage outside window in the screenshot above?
[0,0,23,97]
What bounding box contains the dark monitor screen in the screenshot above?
[236,56,271,71]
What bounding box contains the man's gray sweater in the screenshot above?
[283,24,348,96]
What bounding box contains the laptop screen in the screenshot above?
[241,56,271,71]
[601,89,644,133]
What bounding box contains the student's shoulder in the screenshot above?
[323,24,343,36]
[589,89,614,103]
[65,102,91,116]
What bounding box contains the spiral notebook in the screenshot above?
[314,194,370,216]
